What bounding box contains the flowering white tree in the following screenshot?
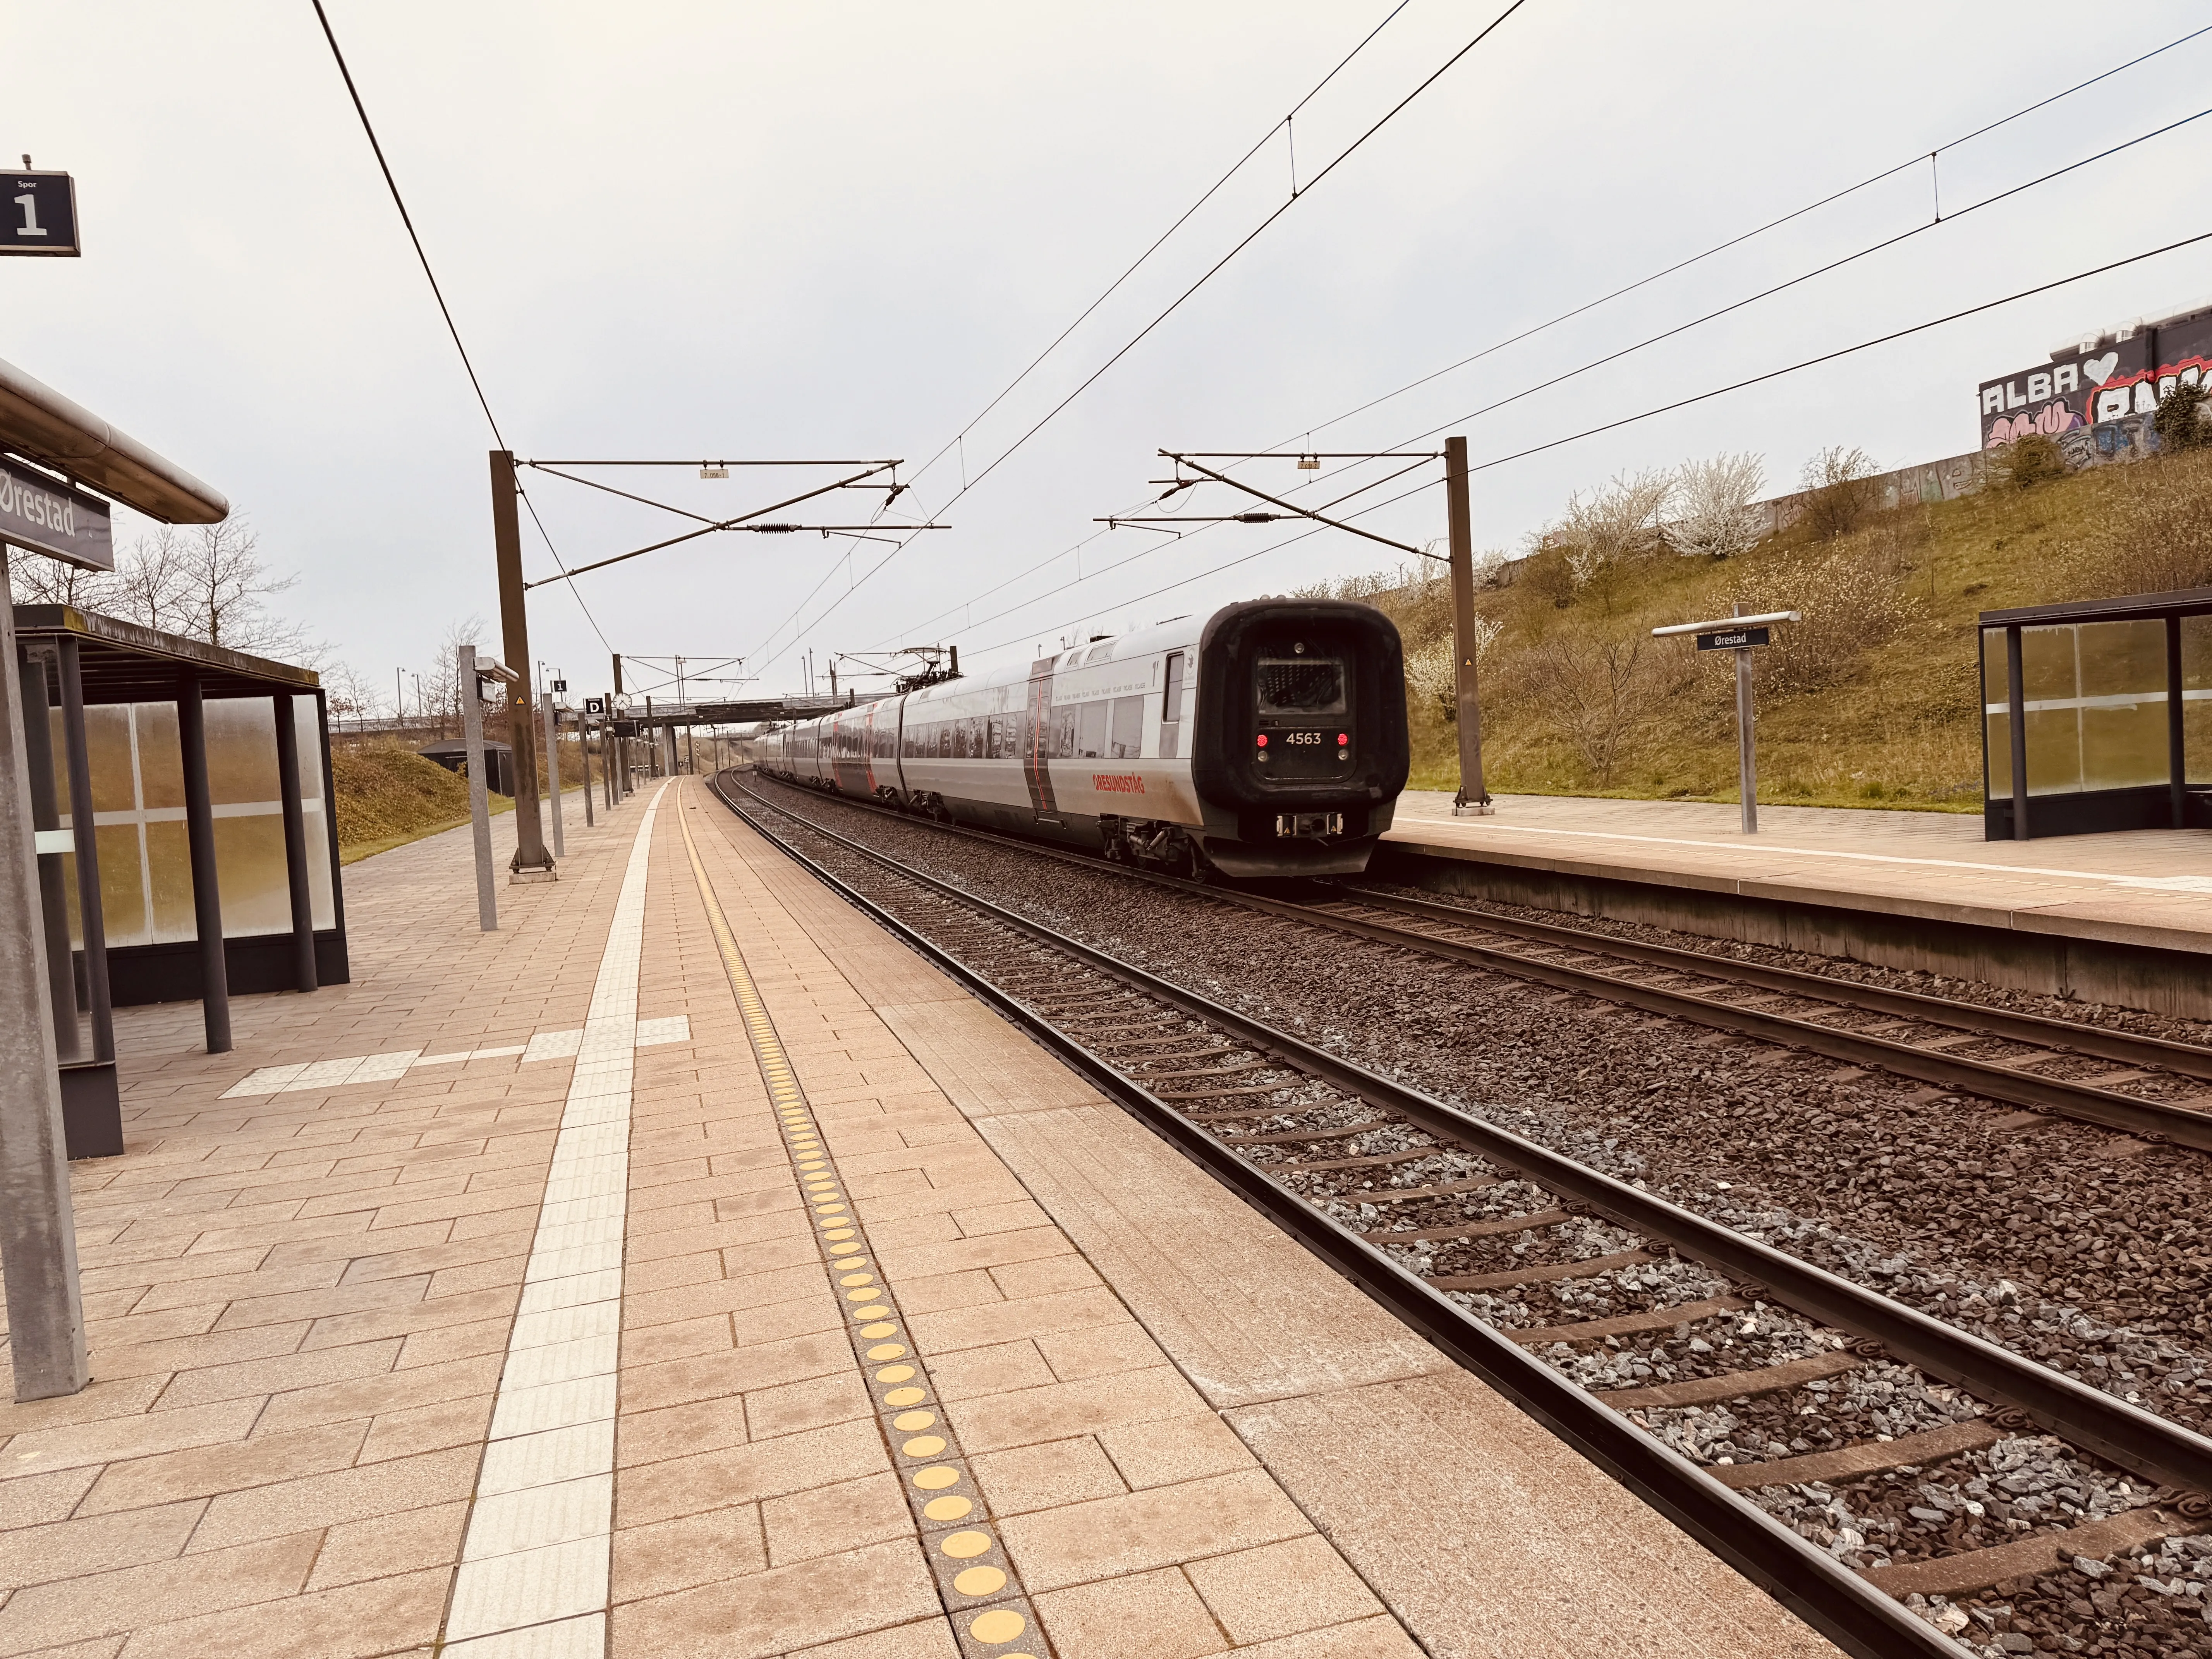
[1558,469,1675,588]
[1670,452,1766,559]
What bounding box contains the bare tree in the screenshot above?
[1670,452,1766,559]
[1557,469,1675,590]
[1797,445,1881,540]
[422,615,490,740]
[5,549,116,609]
[1523,632,1675,786]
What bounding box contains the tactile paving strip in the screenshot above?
[678,794,1054,1659]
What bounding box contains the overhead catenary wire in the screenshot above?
[1278,18,2212,448]
[903,45,2212,662]
[308,0,615,653]
[1379,100,2212,453]
[969,226,2212,660]
[745,0,1532,675]
[868,33,2212,681]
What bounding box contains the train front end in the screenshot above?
[1188,598,1409,878]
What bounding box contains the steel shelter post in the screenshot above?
[2006,624,2030,843]
[177,674,231,1053]
[0,558,88,1401]
[2167,615,2187,830]
[16,650,78,1060]
[490,450,551,876]
[1443,435,1492,815]
[461,646,498,931]
[55,641,112,1061]
[271,692,318,992]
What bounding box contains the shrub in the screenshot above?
[1989,432,2066,489]
[1797,445,1881,539]
[2064,446,2212,596]
[2154,380,2212,452]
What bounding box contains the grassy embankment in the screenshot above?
[1345,444,2212,810]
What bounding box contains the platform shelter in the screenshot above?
[1980,586,2212,840]
[13,604,347,1156]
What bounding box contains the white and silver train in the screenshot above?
[753,598,1410,878]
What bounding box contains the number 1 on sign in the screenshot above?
[13,195,46,237]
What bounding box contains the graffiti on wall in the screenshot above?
[1978,310,2212,450]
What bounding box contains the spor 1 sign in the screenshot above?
[4,171,79,257]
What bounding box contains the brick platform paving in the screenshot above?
[0,777,1842,1658]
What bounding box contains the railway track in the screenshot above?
[711,771,2212,1659]
[742,772,2212,1155]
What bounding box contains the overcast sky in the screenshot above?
[10,2,2212,705]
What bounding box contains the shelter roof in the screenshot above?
[12,605,320,702]
[1980,585,2212,627]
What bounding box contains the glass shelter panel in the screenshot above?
[1982,621,2174,798]
[52,695,327,943]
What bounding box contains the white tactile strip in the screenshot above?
[218,1015,691,1098]
[438,783,664,1656]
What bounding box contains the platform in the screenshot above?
[1381,790,2212,1019]
[0,779,1837,1658]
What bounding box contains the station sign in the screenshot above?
[5,172,79,257]
[0,453,113,570]
[551,679,567,694]
[1695,626,1771,652]
[584,696,607,714]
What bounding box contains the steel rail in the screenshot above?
[714,775,2212,1655]
[737,774,2212,1152]
[704,776,1973,1659]
[1335,888,2212,1080]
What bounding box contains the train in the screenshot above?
[752,598,1410,878]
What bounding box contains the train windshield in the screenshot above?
[1255,656,1346,719]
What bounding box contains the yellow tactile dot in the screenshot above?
[824,1231,857,1243]
[829,1243,861,1255]
[854,1304,890,1319]
[875,1364,916,1383]
[883,1385,925,1406]
[862,1324,898,1340]
[939,1530,992,1559]
[797,1161,826,1170]
[902,1434,946,1457]
[866,1344,907,1360]
[840,1273,874,1285]
[953,1566,1008,1598]
[814,1203,847,1213]
[844,1288,881,1302]
[922,1494,971,1522]
[893,1410,935,1431]
[911,1465,961,1490]
[968,1609,1025,1644]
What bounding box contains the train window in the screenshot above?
[1050,705,1077,759]
[1108,695,1144,759]
[1257,656,1346,718]
[1077,701,1108,759]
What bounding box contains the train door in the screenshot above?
[1158,651,1186,759]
